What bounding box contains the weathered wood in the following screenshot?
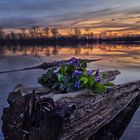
[1,70,140,140]
[58,80,140,140]
[90,94,140,140]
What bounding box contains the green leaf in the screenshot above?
[66,83,75,92]
[41,69,55,82]
[87,75,94,88]
[52,82,59,89]
[57,74,66,82]
[80,76,88,86]
[66,64,76,74]
[81,61,87,68]
[104,82,115,86]
[37,77,43,84]
[59,82,67,91]
[102,73,107,79]
[92,83,105,93]
[60,64,66,75]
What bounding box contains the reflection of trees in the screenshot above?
[52,47,59,55]
[0,44,139,57]
[74,47,81,55]
[0,46,5,57]
[45,48,51,56]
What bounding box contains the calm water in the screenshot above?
[0,44,140,139]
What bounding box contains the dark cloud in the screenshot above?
[0,18,40,28]
[0,0,139,31]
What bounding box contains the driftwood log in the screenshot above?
[1,70,140,140]
[0,58,101,74]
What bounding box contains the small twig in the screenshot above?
[38,56,43,63]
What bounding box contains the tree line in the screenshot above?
[0,26,140,46]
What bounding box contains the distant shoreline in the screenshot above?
[0,37,140,46]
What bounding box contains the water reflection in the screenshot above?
[0,44,140,70]
[0,44,140,57]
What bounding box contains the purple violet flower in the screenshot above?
[74,70,82,75]
[69,57,77,63]
[69,60,74,64]
[69,57,81,66]
[95,69,101,82]
[55,62,60,67]
[72,70,82,78]
[87,70,94,75]
[75,81,81,88]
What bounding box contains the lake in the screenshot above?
[0,44,140,140]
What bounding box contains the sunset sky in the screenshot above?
[0,0,140,34]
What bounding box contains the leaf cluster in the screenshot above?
[38,58,114,94]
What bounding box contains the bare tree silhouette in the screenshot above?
[0,26,139,46]
[51,28,59,38]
